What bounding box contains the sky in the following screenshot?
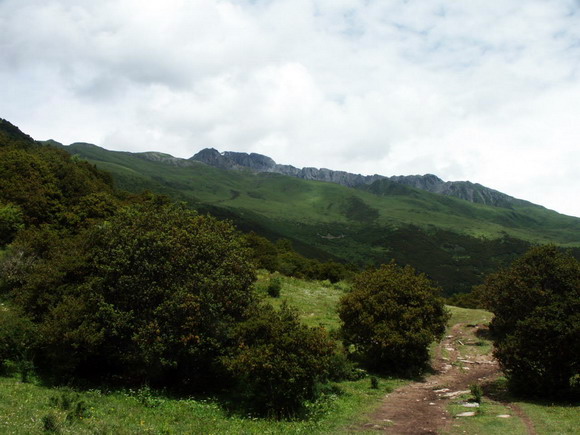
[1,0,579,217]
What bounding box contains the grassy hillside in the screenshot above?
[58,142,580,295]
[64,143,580,245]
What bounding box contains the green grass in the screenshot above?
[0,373,406,434]
[255,271,348,330]
[445,395,528,435]
[446,305,493,326]
[516,400,580,434]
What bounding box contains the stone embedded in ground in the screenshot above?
[460,402,480,408]
[441,390,470,398]
[497,414,511,418]
[456,411,476,417]
[434,388,451,393]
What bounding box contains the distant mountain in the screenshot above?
[189,148,385,187]
[188,148,528,209]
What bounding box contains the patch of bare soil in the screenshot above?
[351,323,501,434]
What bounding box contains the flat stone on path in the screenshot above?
[497,414,512,418]
[456,411,476,417]
[441,390,470,398]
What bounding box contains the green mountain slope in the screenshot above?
[56,141,580,295]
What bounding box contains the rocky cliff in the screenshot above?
[186,148,526,208]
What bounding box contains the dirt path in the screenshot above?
[351,323,510,434]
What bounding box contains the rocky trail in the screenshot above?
[352,323,536,434]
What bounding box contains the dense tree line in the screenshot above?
[244,231,354,283]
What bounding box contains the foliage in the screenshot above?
[470,383,483,403]
[222,303,336,418]
[338,262,449,375]
[0,202,24,246]
[479,245,580,399]
[0,144,114,230]
[42,413,60,432]
[267,276,282,297]
[445,290,483,309]
[0,305,36,375]
[5,202,257,388]
[244,231,280,271]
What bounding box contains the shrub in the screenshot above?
[479,245,580,399]
[470,383,483,403]
[222,303,336,418]
[338,262,449,376]
[7,202,257,389]
[267,277,282,298]
[327,349,366,382]
[0,306,36,375]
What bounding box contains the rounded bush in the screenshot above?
[222,303,336,418]
[480,245,580,398]
[338,262,449,375]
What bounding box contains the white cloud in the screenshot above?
[1,0,580,216]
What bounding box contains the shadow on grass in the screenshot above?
[483,377,580,408]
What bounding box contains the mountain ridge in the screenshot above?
[189,148,530,209]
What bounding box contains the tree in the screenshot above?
[338,262,449,375]
[6,202,257,388]
[479,245,580,398]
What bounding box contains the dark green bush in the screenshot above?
[479,245,580,399]
[267,277,282,298]
[6,203,257,389]
[338,262,449,376]
[222,303,336,418]
[327,349,366,382]
[0,306,36,375]
[244,232,279,271]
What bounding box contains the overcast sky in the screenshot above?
[1,0,579,217]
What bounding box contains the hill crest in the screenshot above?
[189,148,527,209]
